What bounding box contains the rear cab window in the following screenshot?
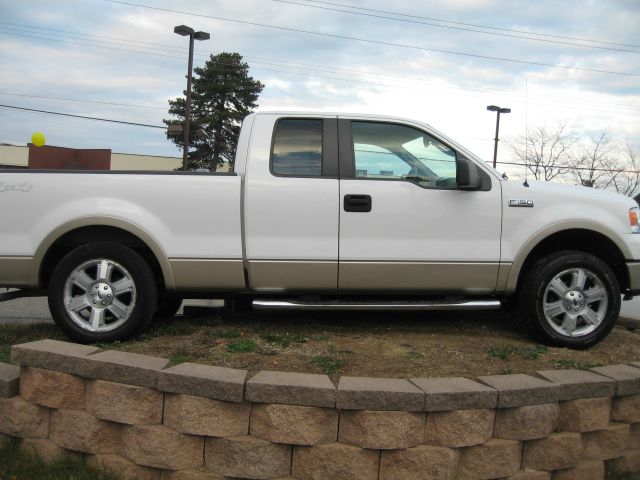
[271,119,323,177]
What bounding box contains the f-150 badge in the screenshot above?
[509,199,534,207]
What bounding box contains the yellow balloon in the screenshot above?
[31,132,46,147]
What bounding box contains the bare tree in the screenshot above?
[570,131,617,189]
[609,145,640,197]
[508,124,578,181]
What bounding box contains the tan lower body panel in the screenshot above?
[169,258,245,291]
[248,260,338,291]
[339,261,500,292]
[496,262,513,294]
[0,256,34,287]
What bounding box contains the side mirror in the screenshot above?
[456,156,482,190]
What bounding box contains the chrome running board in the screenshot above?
[252,299,501,311]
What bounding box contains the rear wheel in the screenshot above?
[518,250,620,348]
[48,242,157,343]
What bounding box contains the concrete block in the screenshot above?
[558,397,611,432]
[606,449,640,476]
[494,403,559,440]
[50,409,121,454]
[206,435,292,479]
[160,468,224,480]
[506,471,550,480]
[424,408,494,447]
[158,362,246,403]
[87,453,161,480]
[591,364,640,395]
[11,339,101,375]
[163,393,249,437]
[86,380,163,425]
[457,438,522,480]
[250,403,337,445]
[339,409,425,449]
[582,422,630,460]
[337,376,424,411]
[246,370,335,407]
[522,432,582,471]
[536,369,615,400]
[122,424,204,471]
[0,362,19,397]
[19,438,69,464]
[380,445,458,480]
[0,395,49,438]
[552,459,604,480]
[79,350,170,389]
[477,374,558,408]
[292,442,379,480]
[611,393,640,423]
[20,367,85,409]
[410,376,497,411]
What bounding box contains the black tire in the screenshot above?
[48,242,158,343]
[155,294,183,319]
[518,250,620,349]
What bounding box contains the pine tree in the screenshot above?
[164,52,264,171]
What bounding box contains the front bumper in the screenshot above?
[626,262,640,295]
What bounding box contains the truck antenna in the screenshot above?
[523,76,529,187]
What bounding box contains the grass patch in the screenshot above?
[227,339,259,353]
[0,437,116,480]
[405,349,423,363]
[312,354,346,375]
[0,323,64,364]
[553,359,603,370]
[146,320,197,337]
[213,328,242,339]
[261,332,309,348]
[169,346,191,365]
[487,344,548,360]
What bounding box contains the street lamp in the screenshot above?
[486,105,511,169]
[174,25,210,171]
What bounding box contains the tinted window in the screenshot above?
[272,119,322,176]
[352,121,457,189]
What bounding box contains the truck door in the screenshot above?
[337,118,502,293]
[243,115,340,291]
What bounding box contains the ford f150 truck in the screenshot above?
[1,112,639,348]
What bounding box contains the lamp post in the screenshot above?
[486,105,510,169]
[174,25,210,171]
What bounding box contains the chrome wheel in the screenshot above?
[63,259,137,332]
[542,267,608,337]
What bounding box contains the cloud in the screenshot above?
[0,0,637,169]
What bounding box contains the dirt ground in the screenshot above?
[3,308,638,381]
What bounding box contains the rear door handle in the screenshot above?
[344,194,372,212]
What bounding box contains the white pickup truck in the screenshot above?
[1,112,639,348]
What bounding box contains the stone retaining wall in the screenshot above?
[0,339,639,480]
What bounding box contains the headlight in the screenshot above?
[630,207,640,233]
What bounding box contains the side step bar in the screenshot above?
[252,299,501,311]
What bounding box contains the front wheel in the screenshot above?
[48,242,157,343]
[518,250,620,349]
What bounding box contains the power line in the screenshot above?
[297,0,640,49]
[3,24,639,114]
[103,0,640,77]
[274,0,640,54]
[494,160,640,175]
[0,104,166,129]
[0,92,166,110]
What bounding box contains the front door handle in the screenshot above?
[344,194,372,212]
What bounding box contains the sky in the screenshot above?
[0,0,639,177]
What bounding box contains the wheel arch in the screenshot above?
[34,218,175,291]
[506,226,629,295]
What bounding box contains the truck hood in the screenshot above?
[500,179,637,235]
[502,179,637,210]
